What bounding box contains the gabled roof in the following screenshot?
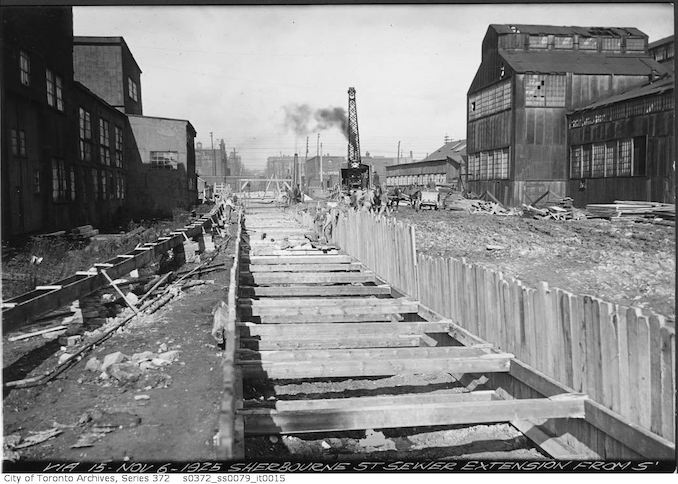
[420,140,467,164]
[499,49,667,75]
[491,25,646,38]
[649,35,674,50]
[571,75,674,113]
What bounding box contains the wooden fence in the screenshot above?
[329,209,675,443]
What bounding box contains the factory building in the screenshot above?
[304,155,345,189]
[385,140,466,188]
[466,24,669,206]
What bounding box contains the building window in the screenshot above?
[33,169,41,194]
[79,108,92,161]
[618,139,632,176]
[100,170,108,200]
[114,126,123,167]
[46,69,64,111]
[128,77,138,102]
[468,80,511,120]
[150,151,178,169]
[525,74,566,107]
[69,166,76,201]
[528,35,548,49]
[554,36,573,49]
[604,141,617,176]
[10,129,26,157]
[591,143,605,177]
[633,136,646,176]
[99,119,111,166]
[625,38,645,52]
[601,37,621,52]
[579,37,598,51]
[51,159,69,202]
[570,146,582,178]
[19,50,30,86]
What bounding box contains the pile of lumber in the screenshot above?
[70,225,100,240]
[521,198,585,221]
[586,200,675,222]
[469,200,511,215]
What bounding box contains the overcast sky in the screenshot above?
[73,4,673,171]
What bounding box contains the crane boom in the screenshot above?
[341,87,370,189]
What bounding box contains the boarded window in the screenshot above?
[468,80,511,120]
[617,139,632,176]
[625,38,645,52]
[20,50,30,86]
[601,37,621,52]
[525,74,566,107]
[554,36,573,49]
[591,144,605,177]
[570,146,582,178]
[579,37,598,50]
[632,136,646,176]
[528,35,548,49]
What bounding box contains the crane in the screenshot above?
[341,87,370,190]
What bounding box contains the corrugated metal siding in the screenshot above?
[570,74,648,110]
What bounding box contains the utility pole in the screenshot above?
[316,133,320,158]
[320,142,323,187]
[397,140,401,165]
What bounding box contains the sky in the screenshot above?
[73,3,674,171]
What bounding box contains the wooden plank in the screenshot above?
[238,345,493,363]
[584,399,675,460]
[238,320,453,337]
[239,296,410,307]
[659,324,675,441]
[240,353,513,379]
[508,359,577,398]
[242,300,418,317]
[240,335,422,351]
[242,396,586,435]
[240,272,376,284]
[511,419,595,459]
[648,314,663,436]
[569,294,586,393]
[247,255,353,265]
[250,313,399,324]
[558,291,574,389]
[242,389,497,412]
[597,302,620,414]
[247,263,362,272]
[239,284,391,297]
[627,308,651,428]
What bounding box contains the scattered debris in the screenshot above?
[320,441,331,450]
[85,357,102,372]
[486,244,506,251]
[8,325,68,342]
[357,429,397,452]
[13,428,63,449]
[101,351,128,372]
[70,427,114,448]
[57,353,74,365]
[108,362,143,382]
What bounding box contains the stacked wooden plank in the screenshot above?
[586,200,675,222]
[70,225,100,239]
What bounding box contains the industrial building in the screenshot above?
[304,155,345,189]
[649,35,674,71]
[1,7,200,236]
[385,140,466,188]
[265,155,296,180]
[466,24,670,206]
[195,139,229,199]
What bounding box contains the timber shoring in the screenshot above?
[314,208,675,457]
[1,203,227,332]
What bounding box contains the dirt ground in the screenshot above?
[393,207,675,319]
[2,223,235,464]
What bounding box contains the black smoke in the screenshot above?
[283,104,348,139]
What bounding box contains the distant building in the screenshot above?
[73,36,143,115]
[126,115,197,216]
[266,155,296,179]
[195,139,229,185]
[305,155,346,189]
[467,24,669,206]
[648,35,674,71]
[362,152,414,186]
[567,75,674,205]
[386,140,467,188]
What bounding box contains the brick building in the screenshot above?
[386,140,467,188]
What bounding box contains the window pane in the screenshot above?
[601,37,621,52]
[579,37,598,50]
[626,38,645,52]
[554,36,573,49]
[529,35,548,49]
